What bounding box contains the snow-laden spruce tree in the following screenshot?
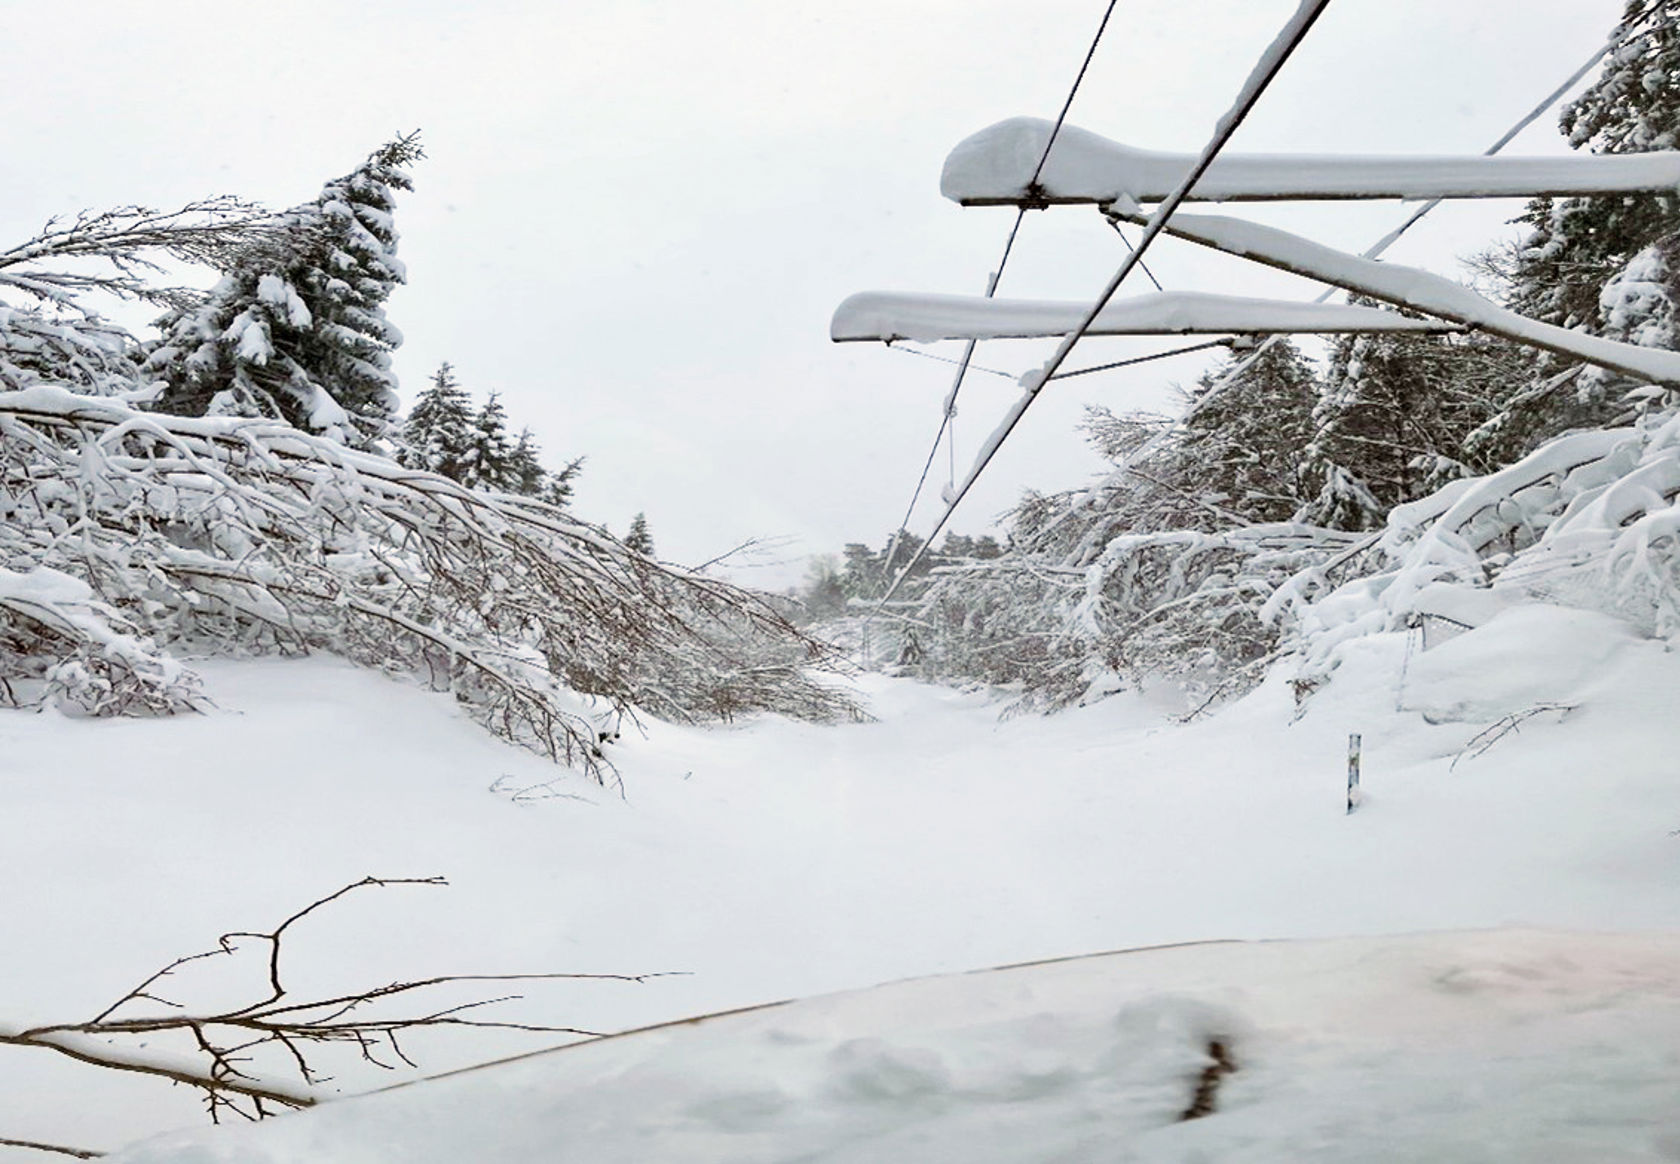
[399,365,580,502]
[1503,0,1680,419]
[1514,1,1680,328]
[147,135,423,445]
[625,513,656,558]
[459,391,514,491]
[508,428,547,497]
[1177,338,1318,525]
[1299,328,1533,529]
[3,156,861,774]
[399,361,473,478]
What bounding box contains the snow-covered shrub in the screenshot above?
[917,522,1361,712]
[1287,406,1680,683]
[0,386,860,780]
[902,374,1355,712]
[0,564,202,715]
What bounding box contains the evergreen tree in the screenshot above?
[1512,3,1680,332]
[1179,339,1319,524]
[624,513,656,557]
[507,428,546,496]
[881,529,927,583]
[399,362,472,478]
[840,542,879,598]
[460,392,514,491]
[799,555,849,620]
[148,134,423,445]
[542,456,584,508]
[1299,330,1528,529]
[398,365,581,502]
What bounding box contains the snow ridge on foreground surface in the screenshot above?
[107,931,1680,1163]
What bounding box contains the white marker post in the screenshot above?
[1347,733,1362,815]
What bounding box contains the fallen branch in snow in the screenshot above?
[0,877,673,1129]
[1449,704,1578,770]
[1178,1038,1238,1121]
[0,1137,102,1160]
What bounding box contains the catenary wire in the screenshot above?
[884,341,1018,380]
[1052,339,1233,381]
[878,0,1129,587]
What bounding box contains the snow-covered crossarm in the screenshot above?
[1104,208,1680,384]
[942,117,1680,206]
[831,290,1463,343]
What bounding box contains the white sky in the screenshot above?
[1,0,1627,585]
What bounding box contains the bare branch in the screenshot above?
[0,1137,103,1159]
[1,877,675,1125]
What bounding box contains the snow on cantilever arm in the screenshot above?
[1103,208,1680,385]
[942,117,1680,206]
[831,290,1463,343]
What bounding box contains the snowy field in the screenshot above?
[5,601,1680,1157]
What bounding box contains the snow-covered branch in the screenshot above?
[0,387,862,780]
[0,198,280,310]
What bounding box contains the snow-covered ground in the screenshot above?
[5,600,1680,1157]
[108,930,1680,1163]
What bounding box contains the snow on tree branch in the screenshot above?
[0,386,862,782]
[1286,410,1680,681]
[0,198,281,312]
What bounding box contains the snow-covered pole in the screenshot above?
[1347,733,1362,815]
[870,0,1333,614]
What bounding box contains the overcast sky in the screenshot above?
[1,0,1627,585]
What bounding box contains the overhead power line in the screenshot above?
[873,0,1335,612]
[1052,339,1233,381]
[1028,0,1125,193]
[884,341,1018,380]
[879,0,1127,582]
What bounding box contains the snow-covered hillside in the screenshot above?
[5,597,1678,1158]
